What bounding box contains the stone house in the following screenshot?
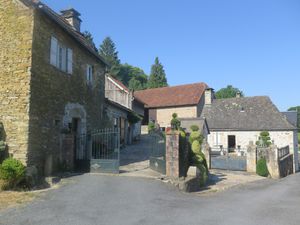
[0,0,109,174]
[201,88,299,171]
[134,82,208,129]
[105,75,144,145]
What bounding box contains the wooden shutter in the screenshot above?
[61,47,67,72]
[67,48,73,74]
[50,36,58,66]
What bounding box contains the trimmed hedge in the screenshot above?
[256,158,269,177]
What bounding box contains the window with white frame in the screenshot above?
[86,64,93,85]
[50,36,73,74]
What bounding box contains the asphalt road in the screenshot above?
[1,173,300,225]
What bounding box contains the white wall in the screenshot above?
[207,130,299,171]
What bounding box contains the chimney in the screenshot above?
[61,8,82,32]
[205,88,214,105]
[236,91,242,98]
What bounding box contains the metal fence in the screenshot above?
[149,132,166,174]
[75,128,120,173]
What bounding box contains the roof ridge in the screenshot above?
[135,82,207,93]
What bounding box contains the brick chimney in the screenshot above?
[205,88,214,105]
[61,8,82,32]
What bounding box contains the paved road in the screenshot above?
[1,173,300,225]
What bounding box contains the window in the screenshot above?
[86,64,93,85]
[50,36,73,74]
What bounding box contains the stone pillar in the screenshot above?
[166,131,180,178]
[202,139,211,169]
[266,144,280,179]
[247,141,257,173]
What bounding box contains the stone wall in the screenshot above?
[0,0,34,165]
[155,106,197,128]
[208,130,298,171]
[26,9,107,173]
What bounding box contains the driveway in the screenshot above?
[1,173,300,225]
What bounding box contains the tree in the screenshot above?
[99,37,120,68]
[215,85,244,99]
[82,31,96,50]
[148,57,168,89]
[256,131,272,147]
[288,106,300,128]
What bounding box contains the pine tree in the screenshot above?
[148,57,168,89]
[99,37,120,68]
[82,31,96,50]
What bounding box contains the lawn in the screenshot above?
[0,180,36,211]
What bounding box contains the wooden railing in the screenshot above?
[278,146,290,159]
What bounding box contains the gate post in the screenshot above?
[247,141,256,173]
[266,144,280,179]
[166,130,180,178]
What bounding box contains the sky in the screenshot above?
[43,0,300,111]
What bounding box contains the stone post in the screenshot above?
[266,144,280,179]
[202,139,211,169]
[166,130,180,178]
[247,141,257,173]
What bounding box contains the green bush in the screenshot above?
[171,113,181,130]
[256,158,269,177]
[148,121,155,133]
[298,132,300,145]
[0,158,26,190]
[189,131,203,145]
[190,125,199,132]
[256,131,272,147]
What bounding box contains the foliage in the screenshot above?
[288,106,300,128]
[190,125,199,132]
[298,132,300,145]
[0,158,26,190]
[0,122,6,154]
[256,158,269,177]
[99,37,120,68]
[127,111,142,124]
[256,131,272,147]
[82,31,97,50]
[148,121,155,133]
[170,113,181,130]
[189,131,203,146]
[189,128,208,186]
[148,57,168,88]
[215,85,244,99]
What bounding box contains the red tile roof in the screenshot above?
[134,83,208,108]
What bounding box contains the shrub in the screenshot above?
[256,131,272,147]
[148,121,155,133]
[170,113,181,130]
[256,158,269,177]
[0,158,26,190]
[189,131,203,145]
[190,125,199,132]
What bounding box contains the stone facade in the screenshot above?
[0,1,108,174]
[207,130,299,171]
[0,0,34,165]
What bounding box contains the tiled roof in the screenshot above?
[134,83,208,108]
[21,0,107,65]
[201,96,297,131]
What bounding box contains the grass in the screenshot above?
[0,180,36,211]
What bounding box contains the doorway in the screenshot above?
[228,135,236,152]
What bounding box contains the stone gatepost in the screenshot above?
[202,139,211,169]
[247,141,257,173]
[166,130,180,178]
[266,144,280,179]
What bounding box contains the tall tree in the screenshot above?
[288,106,300,128]
[148,57,168,89]
[82,31,96,50]
[99,37,120,68]
[215,85,244,99]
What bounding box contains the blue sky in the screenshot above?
[43,0,300,111]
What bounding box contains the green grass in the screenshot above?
[298,132,300,145]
